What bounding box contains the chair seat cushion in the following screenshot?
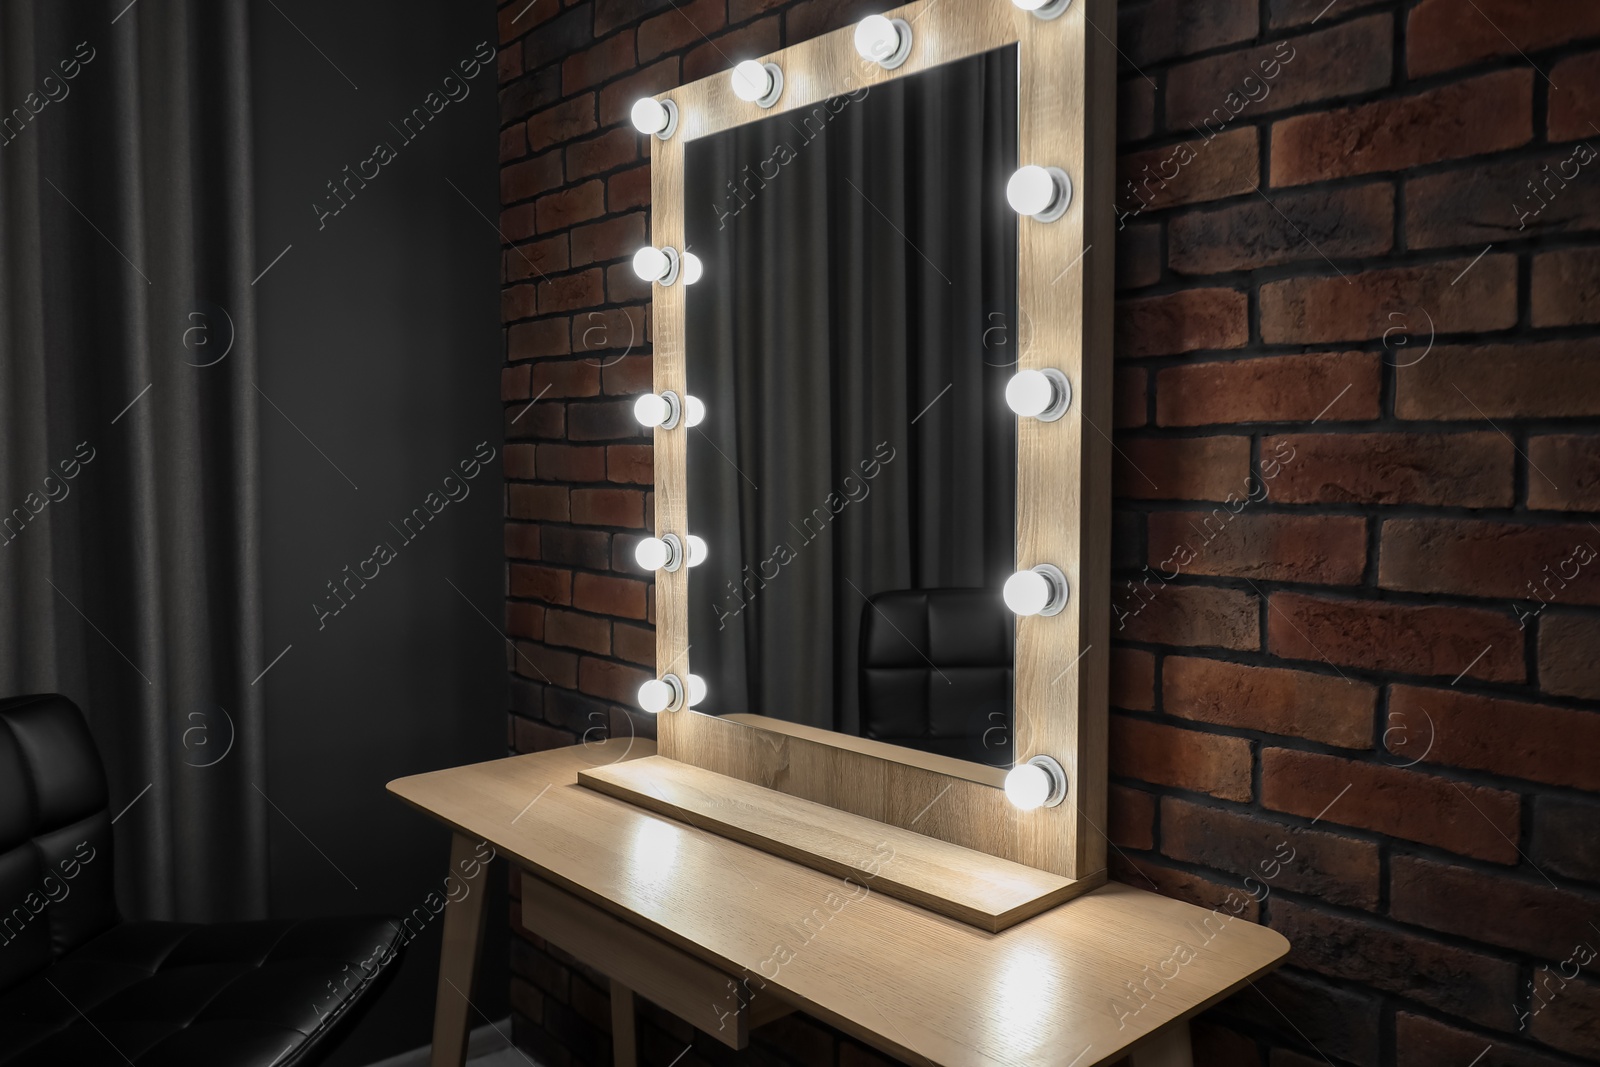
[0,914,403,1067]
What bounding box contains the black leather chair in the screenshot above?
[0,694,404,1066]
[858,588,1014,767]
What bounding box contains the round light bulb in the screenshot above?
[1007,166,1058,216]
[855,15,902,63]
[1005,762,1052,811]
[634,393,670,428]
[1004,564,1068,617]
[686,534,707,567]
[1003,570,1052,616]
[630,97,669,135]
[683,395,706,427]
[686,674,707,707]
[632,246,670,282]
[731,60,772,102]
[639,678,676,714]
[1005,368,1070,421]
[682,251,703,285]
[635,536,672,571]
[1006,370,1055,418]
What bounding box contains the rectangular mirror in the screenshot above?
[682,45,1020,769]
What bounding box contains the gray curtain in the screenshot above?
[685,47,1019,736]
[0,0,267,922]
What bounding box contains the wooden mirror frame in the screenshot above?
[646,0,1113,884]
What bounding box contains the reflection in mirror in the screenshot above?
[683,46,1020,768]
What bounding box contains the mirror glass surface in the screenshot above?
[683,45,1019,768]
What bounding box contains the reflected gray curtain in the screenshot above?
[0,0,267,921]
[685,49,1018,735]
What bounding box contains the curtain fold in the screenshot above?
[0,0,267,922]
[685,47,1019,742]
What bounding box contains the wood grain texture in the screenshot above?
[651,0,1115,882]
[578,755,1089,931]
[1012,0,1117,880]
[430,832,490,1067]
[390,746,1290,1067]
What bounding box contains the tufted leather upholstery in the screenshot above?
[0,694,404,1066]
[858,589,1014,767]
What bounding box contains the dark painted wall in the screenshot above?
[250,1,507,1062]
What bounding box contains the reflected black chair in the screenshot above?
[858,588,1015,767]
[0,693,403,1066]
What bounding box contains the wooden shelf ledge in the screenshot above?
[577,755,1100,931]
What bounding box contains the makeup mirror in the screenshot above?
[680,45,1020,768]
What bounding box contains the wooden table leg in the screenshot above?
[430,832,491,1067]
[610,979,638,1067]
[1128,1021,1193,1067]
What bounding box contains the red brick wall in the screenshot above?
[497,0,1600,1063]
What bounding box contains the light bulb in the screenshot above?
[638,677,682,714]
[683,395,705,427]
[1005,368,1071,422]
[1007,166,1060,216]
[1005,756,1066,810]
[854,15,910,68]
[1004,564,1067,617]
[633,393,671,428]
[731,60,781,107]
[1011,0,1071,17]
[1007,166,1072,222]
[630,97,677,138]
[681,251,703,285]
[686,534,707,567]
[634,534,683,572]
[632,245,679,284]
[1005,762,1052,810]
[635,536,670,571]
[686,674,707,707]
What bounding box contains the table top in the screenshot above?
[388,741,1288,1067]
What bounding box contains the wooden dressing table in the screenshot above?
[389,741,1289,1067]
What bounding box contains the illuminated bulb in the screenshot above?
[629,97,678,138]
[686,534,708,567]
[633,391,683,429]
[632,245,681,284]
[1005,756,1067,810]
[681,251,703,285]
[1003,564,1068,617]
[686,673,707,707]
[731,60,782,107]
[637,675,685,714]
[854,14,911,69]
[1005,368,1072,422]
[1011,0,1072,18]
[683,394,706,427]
[1006,165,1072,222]
[634,533,683,572]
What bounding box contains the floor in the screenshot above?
[361,1019,539,1067]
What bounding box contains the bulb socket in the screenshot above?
[1017,0,1073,18]
[650,98,679,139]
[1028,563,1070,617]
[1025,755,1069,807]
[1028,167,1073,223]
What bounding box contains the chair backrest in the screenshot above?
[858,588,1014,767]
[0,693,119,991]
